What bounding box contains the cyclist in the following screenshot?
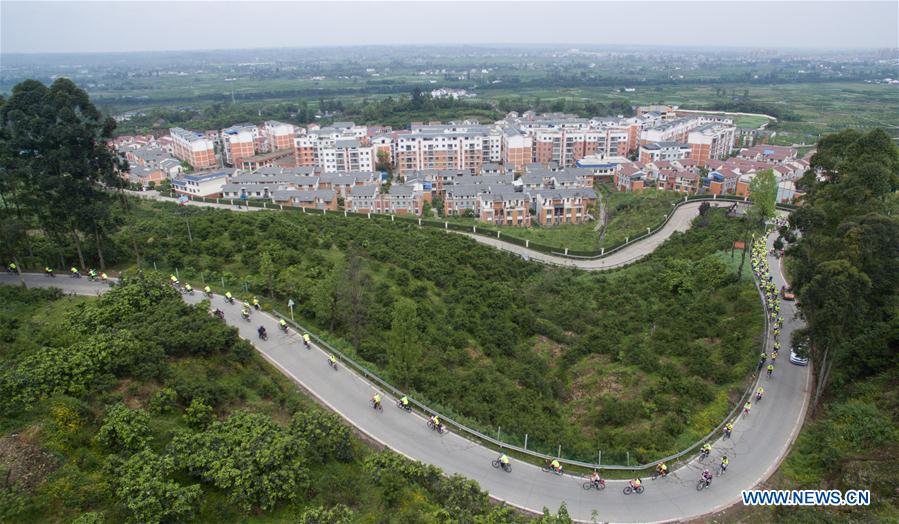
[590,470,602,487]
[257,325,267,339]
[252,297,260,310]
[71,267,80,277]
[756,386,764,401]
[88,268,97,280]
[655,462,668,478]
[371,393,382,410]
[184,283,193,294]
[225,291,233,303]
[550,459,562,474]
[767,364,775,378]
[400,395,410,409]
[772,350,778,362]
[243,300,251,311]
[279,318,288,331]
[700,442,712,458]
[303,332,311,347]
[500,454,511,467]
[44,266,54,276]
[204,285,212,296]
[724,422,734,438]
[6,262,16,273]
[701,469,713,487]
[241,307,250,320]
[328,354,337,367]
[629,478,642,491]
[431,414,441,429]
[744,401,752,415]
[719,456,729,475]
[100,272,109,282]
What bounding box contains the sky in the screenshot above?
[1,1,897,54]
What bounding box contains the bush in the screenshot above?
[289,411,354,463]
[148,387,177,414]
[106,450,201,524]
[183,398,213,429]
[97,403,151,453]
[297,504,355,524]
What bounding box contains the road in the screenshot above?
[2,225,810,523]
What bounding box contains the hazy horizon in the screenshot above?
[2,1,897,55]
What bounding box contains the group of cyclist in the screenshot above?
[751,234,781,381]
[26,263,110,283]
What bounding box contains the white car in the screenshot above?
[790,350,809,366]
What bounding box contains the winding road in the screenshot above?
[1,213,810,523]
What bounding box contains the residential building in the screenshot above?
[347,185,381,213]
[170,127,216,170]
[531,188,598,226]
[638,142,692,163]
[271,189,338,210]
[221,125,258,167]
[262,121,296,152]
[478,187,530,226]
[172,169,234,198]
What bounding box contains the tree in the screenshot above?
[183,398,214,429]
[106,450,201,524]
[748,169,777,225]
[169,411,309,511]
[0,79,121,270]
[387,298,422,388]
[259,251,276,298]
[801,260,871,406]
[312,259,345,331]
[97,403,151,453]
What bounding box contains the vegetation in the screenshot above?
[749,129,899,521]
[36,198,756,464]
[445,185,683,252]
[0,282,570,523]
[0,77,767,465]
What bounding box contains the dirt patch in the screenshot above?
[0,430,59,492]
[533,335,565,363]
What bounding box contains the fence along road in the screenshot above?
[1,223,811,524]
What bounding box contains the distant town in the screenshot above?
[116,105,810,227]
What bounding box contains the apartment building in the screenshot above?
[687,123,736,163]
[295,124,376,173]
[638,142,692,163]
[318,171,379,198]
[170,127,217,170]
[221,125,258,167]
[262,121,296,152]
[395,124,502,176]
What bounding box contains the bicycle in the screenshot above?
[582,478,605,491]
[491,459,512,473]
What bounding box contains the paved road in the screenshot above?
[1,235,810,523]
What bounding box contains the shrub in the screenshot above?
[148,387,177,414]
[97,403,151,453]
[183,398,213,429]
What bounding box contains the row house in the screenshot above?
[737,145,798,164]
[531,188,598,226]
[614,163,648,192]
[237,149,296,171]
[170,127,217,170]
[478,188,531,226]
[318,171,379,198]
[271,189,338,211]
[172,169,236,198]
[443,184,482,216]
[347,185,380,213]
[381,185,423,215]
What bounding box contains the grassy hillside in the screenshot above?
[36,201,763,466]
[0,282,542,523]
